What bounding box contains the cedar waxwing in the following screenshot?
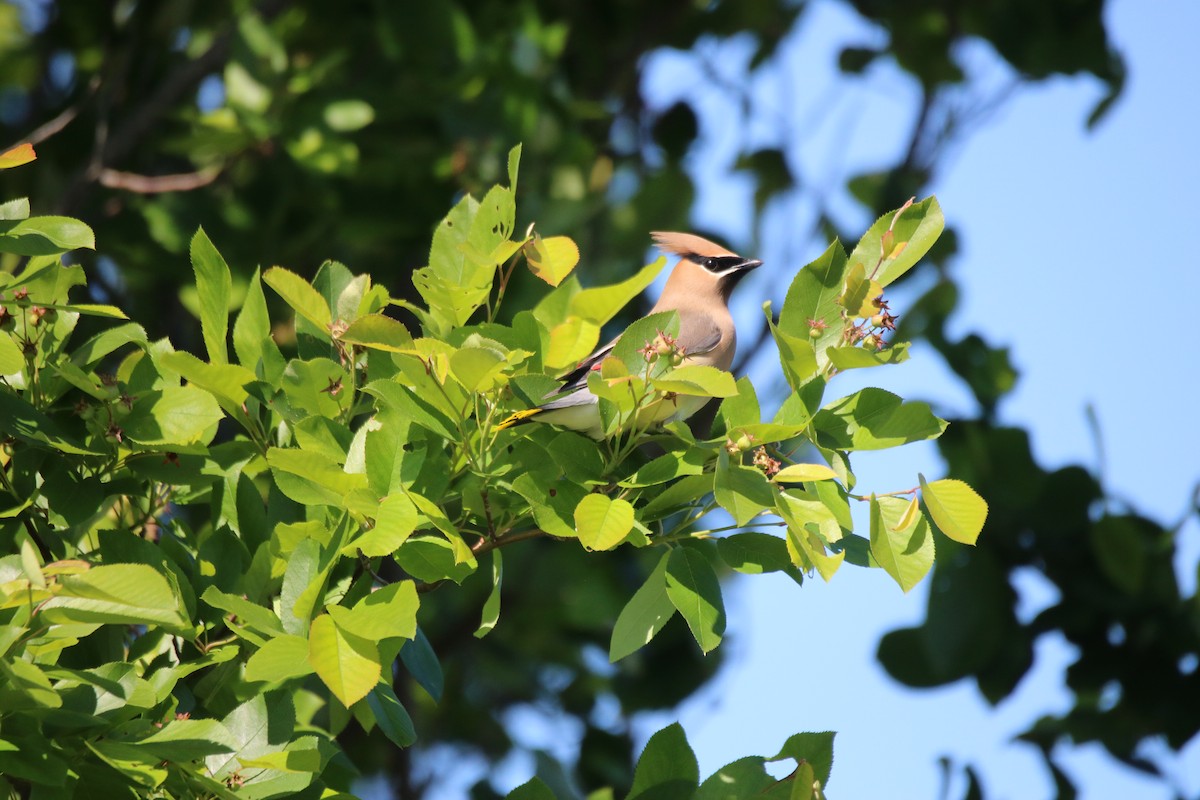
[500,231,762,438]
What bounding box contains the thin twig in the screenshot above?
[99,166,221,194]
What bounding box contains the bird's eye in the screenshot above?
[704,257,718,270]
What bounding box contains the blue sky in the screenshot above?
[630,0,1200,798]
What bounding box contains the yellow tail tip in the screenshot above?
[497,408,542,430]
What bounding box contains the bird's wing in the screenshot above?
[675,308,723,356]
[551,310,722,399]
[549,335,619,396]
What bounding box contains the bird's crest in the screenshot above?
[650,231,737,259]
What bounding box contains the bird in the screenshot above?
[499,231,762,438]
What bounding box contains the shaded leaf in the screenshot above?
[610,553,675,662]
[665,547,725,654]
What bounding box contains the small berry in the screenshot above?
[869,314,884,328]
[862,334,877,349]
[809,327,822,339]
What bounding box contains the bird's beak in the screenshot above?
[736,258,763,273]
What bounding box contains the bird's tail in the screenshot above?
[496,408,542,430]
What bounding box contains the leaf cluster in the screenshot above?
[0,146,984,798]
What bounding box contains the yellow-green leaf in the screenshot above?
[773,463,838,483]
[308,614,380,708]
[574,494,635,551]
[263,266,332,330]
[652,365,738,398]
[0,143,36,169]
[524,235,579,286]
[545,316,600,371]
[338,314,413,352]
[244,635,314,683]
[869,494,934,592]
[919,474,988,544]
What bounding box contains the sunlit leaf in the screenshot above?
[524,234,579,286]
[574,494,635,551]
[0,143,36,169]
[919,474,988,545]
[308,614,380,708]
[191,228,233,364]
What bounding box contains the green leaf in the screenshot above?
[86,740,168,788]
[338,313,414,352]
[41,564,191,636]
[0,658,61,710]
[233,267,276,373]
[777,241,848,361]
[653,364,738,397]
[628,722,700,800]
[544,315,600,371]
[0,197,30,220]
[0,215,95,255]
[393,536,475,584]
[365,682,416,748]
[826,342,910,370]
[135,718,235,762]
[619,448,708,488]
[768,321,819,391]
[44,302,127,318]
[364,379,458,440]
[839,261,880,317]
[263,266,332,330]
[610,553,675,662]
[0,332,22,374]
[308,614,380,707]
[768,731,835,789]
[773,463,838,483]
[202,586,285,638]
[508,777,557,800]
[420,193,492,329]
[525,234,579,286]
[267,448,368,507]
[474,551,503,639]
[665,547,725,654]
[450,345,507,392]
[400,627,443,702]
[695,757,778,800]
[191,227,233,364]
[324,98,375,131]
[569,258,667,325]
[919,475,988,545]
[776,491,845,581]
[245,635,315,683]
[159,350,254,409]
[717,532,799,579]
[331,580,419,641]
[352,493,418,557]
[574,494,636,551]
[0,389,100,455]
[813,388,946,451]
[123,385,224,447]
[1089,516,1147,595]
[846,196,944,288]
[714,453,775,526]
[716,376,761,431]
[205,692,295,782]
[869,494,934,592]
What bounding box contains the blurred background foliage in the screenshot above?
[1,1,1193,798]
